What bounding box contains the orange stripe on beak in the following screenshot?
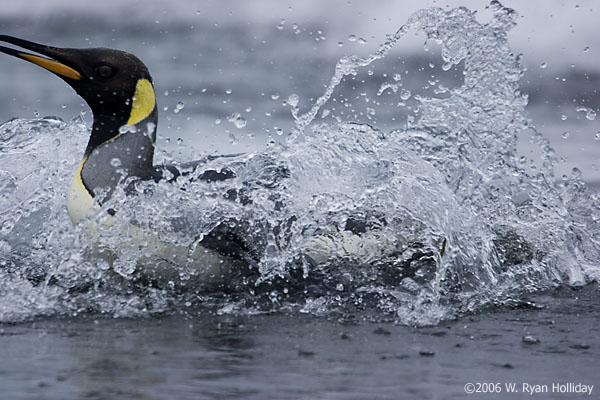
[20,53,81,80]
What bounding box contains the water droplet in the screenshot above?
[245,106,252,113]
[271,93,280,100]
[287,94,300,108]
[348,34,357,42]
[227,112,247,129]
[225,88,232,95]
[1,220,15,235]
[177,138,184,145]
[540,62,547,69]
[274,126,283,136]
[576,106,596,120]
[522,335,540,345]
[174,101,185,114]
[118,124,137,134]
[357,37,367,44]
[277,19,286,30]
[146,122,156,134]
[393,73,402,81]
[560,115,567,121]
[561,131,570,139]
[163,90,169,96]
[215,119,221,125]
[400,89,412,101]
[583,46,590,53]
[110,158,122,167]
[441,62,453,71]
[61,104,67,109]
[337,42,344,47]
[584,111,597,121]
[595,132,600,140]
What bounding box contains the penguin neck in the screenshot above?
[68,77,158,225]
[67,109,159,225]
[86,111,157,159]
[86,114,131,155]
[82,107,158,198]
[83,77,159,183]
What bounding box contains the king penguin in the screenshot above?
[0,35,418,286]
[0,35,255,286]
[0,36,160,220]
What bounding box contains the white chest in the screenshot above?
[67,157,98,225]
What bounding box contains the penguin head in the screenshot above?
[0,35,156,130]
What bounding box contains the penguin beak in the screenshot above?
[0,35,82,81]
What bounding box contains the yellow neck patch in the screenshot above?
[68,154,97,225]
[128,78,156,125]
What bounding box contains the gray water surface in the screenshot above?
[1,284,597,400]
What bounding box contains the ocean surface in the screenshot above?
[0,1,598,398]
[0,285,598,400]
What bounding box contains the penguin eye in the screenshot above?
[94,65,115,79]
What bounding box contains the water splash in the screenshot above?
[1,2,599,325]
